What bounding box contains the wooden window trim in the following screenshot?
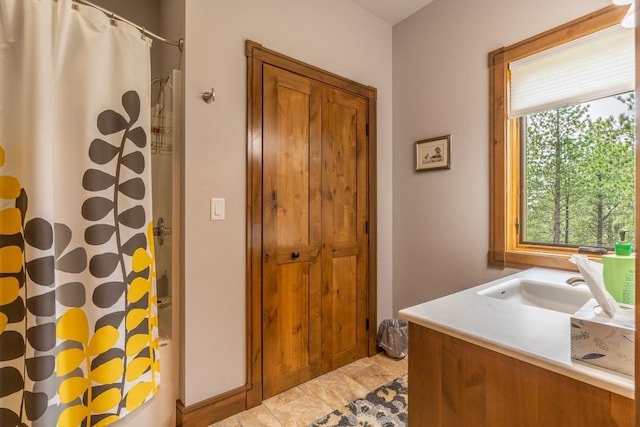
[488,5,630,270]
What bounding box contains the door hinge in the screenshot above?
[365,221,369,233]
[365,123,369,136]
[366,318,370,331]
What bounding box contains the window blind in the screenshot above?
[509,25,634,118]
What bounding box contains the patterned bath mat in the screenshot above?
[309,375,408,427]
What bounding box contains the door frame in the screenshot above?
[245,40,378,407]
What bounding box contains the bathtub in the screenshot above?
[112,337,176,427]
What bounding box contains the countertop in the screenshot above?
[398,267,635,399]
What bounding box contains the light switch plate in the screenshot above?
[211,198,225,221]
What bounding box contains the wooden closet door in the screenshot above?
[321,85,369,369]
[261,64,369,398]
[262,64,323,398]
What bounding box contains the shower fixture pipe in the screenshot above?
[152,77,169,85]
[74,0,184,52]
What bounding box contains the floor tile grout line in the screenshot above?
[306,381,338,416]
[307,359,400,425]
[261,404,285,427]
[212,355,408,426]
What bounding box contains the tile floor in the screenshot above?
[210,353,408,427]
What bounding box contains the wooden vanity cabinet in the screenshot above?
[409,323,635,427]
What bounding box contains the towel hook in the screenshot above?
[202,89,216,104]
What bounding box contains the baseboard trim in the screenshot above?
[176,386,247,427]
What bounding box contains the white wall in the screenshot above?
[392,0,611,313]
[182,0,393,406]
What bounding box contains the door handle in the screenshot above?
[291,251,300,259]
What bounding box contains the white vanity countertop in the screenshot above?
[398,267,635,399]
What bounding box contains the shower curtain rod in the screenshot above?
[74,0,184,52]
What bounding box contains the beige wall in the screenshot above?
[391,0,611,313]
[182,0,393,406]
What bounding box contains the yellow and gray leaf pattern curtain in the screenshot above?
[0,1,160,425]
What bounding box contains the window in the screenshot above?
[488,5,635,269]
[522,93,635,249]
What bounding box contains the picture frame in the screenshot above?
[415,135,451,172]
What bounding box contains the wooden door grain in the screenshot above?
[262,67,369,397]
[262,64,322,398]
[246,40,377,407]
[321,85,369,369]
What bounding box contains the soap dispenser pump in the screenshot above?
[601,230,635,305]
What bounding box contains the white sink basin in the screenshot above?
[478,278,593,314]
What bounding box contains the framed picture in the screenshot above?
[415,135,451,172]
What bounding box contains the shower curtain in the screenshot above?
[0,1,160,426]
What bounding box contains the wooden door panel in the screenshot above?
[246,41,376,408]
[262,64,322,398]
[332,256,358,354]
[321,85,368,369]
[273,245,320,264]
[327,101,358,243]
[275,86,310,247]
[276,262,312,373]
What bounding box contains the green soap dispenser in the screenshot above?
[602,230,635,305]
